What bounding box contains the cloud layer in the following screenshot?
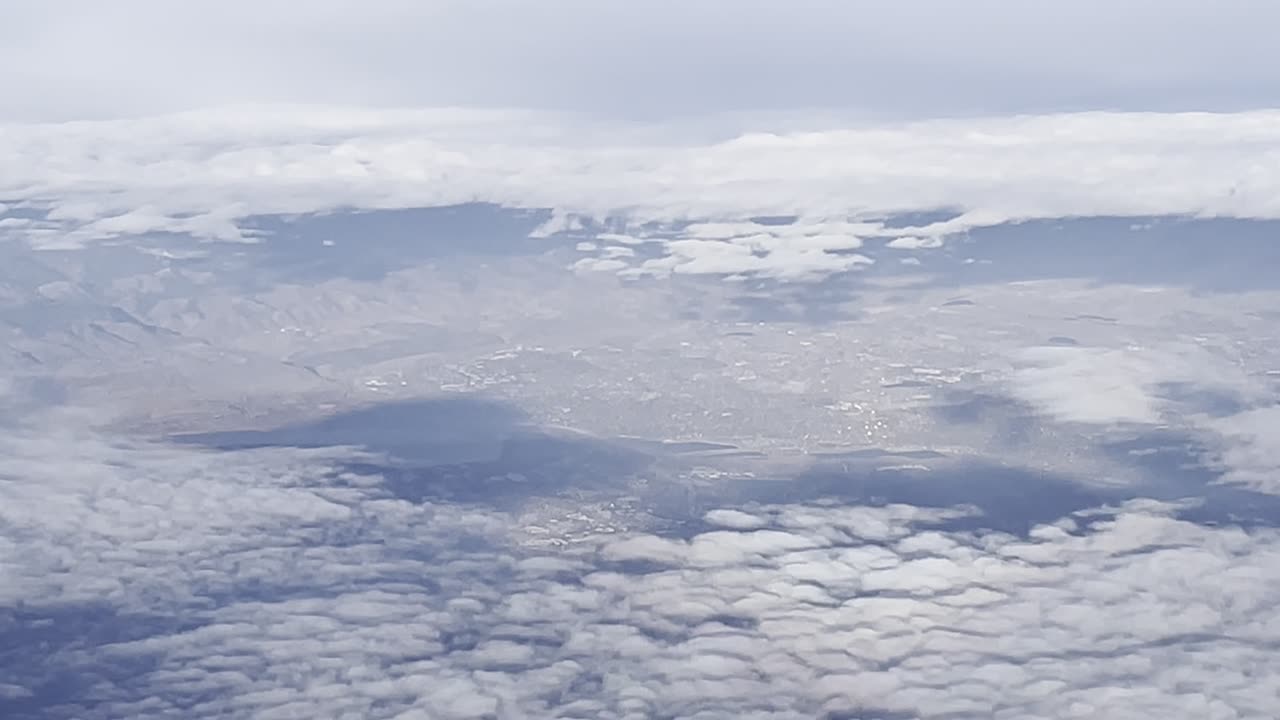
[4,392,1280,719]
[3,108,1279,281]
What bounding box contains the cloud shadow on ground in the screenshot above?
[172,395,656,511]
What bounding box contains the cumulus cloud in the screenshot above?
[4,389,1280,719]
[887,236,945,250]
[594,220,877,281]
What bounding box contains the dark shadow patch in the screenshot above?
[173,396,528,465]
[174,396,655,510]
[929,392,1044,447]
[1155,381,1248,418]
[733,459,1117,536]
[1097,428,1280,529]
[702,614,760,632]
[597,558,685,576]
[747,215,799,227]
[922,388,1280,529]
[369,431,653,509]
[873,208,966,229]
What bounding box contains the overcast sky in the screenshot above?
[4,0,1277,122]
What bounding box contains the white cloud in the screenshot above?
[1008,344,1263,426]
[571,257,629,274]
[1203,406,1280,494]
[703,508,767,530]
[85,497,1280,719]
[5,390,1280,719]
[623,237,873,281]
[1010,347,1168,424]
[887,235,945,250]
[4,107,1278,281]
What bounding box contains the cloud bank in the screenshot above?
[2,108,1279,279]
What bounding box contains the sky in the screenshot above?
[3,0,1279,122]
